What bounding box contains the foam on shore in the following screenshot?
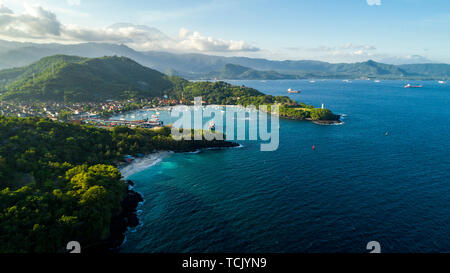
[119,152,169,179]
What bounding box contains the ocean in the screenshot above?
[116,80,450,253]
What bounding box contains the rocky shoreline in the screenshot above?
[85,180,143,253]
[312,119,344,125]
[88,142,240,252]
[278,114,343,125]
[170,140,241,153]
[108,180,144,250]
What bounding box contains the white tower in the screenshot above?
[321,103,324,109]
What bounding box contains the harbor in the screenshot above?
[81,117,163,129]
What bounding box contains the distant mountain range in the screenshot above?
[0,40,448,80]
[205,64,299,80]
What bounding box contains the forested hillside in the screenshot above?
[0,55,173,102]
[0,116,236,253]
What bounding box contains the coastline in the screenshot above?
[97,144,241,252]
[311,118,343,125]
[107,180,144,251]
[276,113,343,125]
[83,179,143,253]
[111,105,342,126]
[91,105,338,251]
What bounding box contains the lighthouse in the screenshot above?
[321,103,324,109]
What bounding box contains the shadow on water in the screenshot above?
[122,183,254,253]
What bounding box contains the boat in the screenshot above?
[438,81,445,84]
[124,155,135,163]
[140,121,162,128]
[309,80,316,83]
[404,84,423,88]
[209,121,216,131]
[287,88,301,94]
[342,80,351,83]
[156,112,161,115]
[374,80,381,83]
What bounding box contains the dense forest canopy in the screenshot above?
[0,116,235,253]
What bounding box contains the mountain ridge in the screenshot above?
[0,40,448,80]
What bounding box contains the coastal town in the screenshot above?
[0,97,183,128]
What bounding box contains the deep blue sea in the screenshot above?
[117,80,450,253]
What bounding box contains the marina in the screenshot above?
[82,117,163,129]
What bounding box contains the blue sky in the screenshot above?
[0,0,448,63]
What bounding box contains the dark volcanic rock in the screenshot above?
[127,214,140,228]
[123,190,144,214]
[87,181,143,252]
[126,180,135,187]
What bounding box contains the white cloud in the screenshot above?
[300,44,377,54]
[342,43,376,51]
[282,43,435,64]
[67,0,81,6]
[284,43,381,62]
[379,55,433,65]
[367,0,382,6]
[61,24,258,53]
[0,4,13,14]
[0,5,259,53]
[176,28,259,52]
[0,4,61,38]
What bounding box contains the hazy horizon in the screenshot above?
[0,0,449,64]
[0,38,447,66]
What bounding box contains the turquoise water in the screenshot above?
[119,80,450,253]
